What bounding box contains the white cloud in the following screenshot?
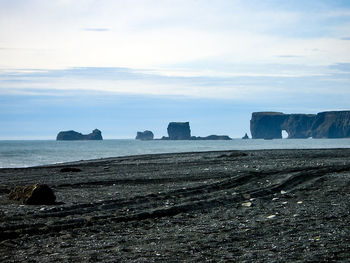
[1,64,348,102]
[0,0,350,101]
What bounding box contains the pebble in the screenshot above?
[241,202,252,207]
[266,215,276,219]
[242,193,251,199]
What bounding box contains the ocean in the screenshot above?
[1,139,350,168]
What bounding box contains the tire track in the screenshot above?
[2,163,350,241]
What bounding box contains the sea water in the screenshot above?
[1,139,350,168]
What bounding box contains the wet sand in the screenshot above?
[1,149,350,262]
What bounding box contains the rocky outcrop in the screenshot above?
[167,122,191,140]
[56,129,103,140]
[250,111,350,139]
[242,133,249,139]
[192,135,232,140]
[162,122,231,140]
[136,130,154,140]
[8,184,56,205]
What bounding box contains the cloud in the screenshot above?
[277,55,303,58]
[1,65,349,103]
[83,28,110,32]
[329,63,350,72]
[1,1,350,71]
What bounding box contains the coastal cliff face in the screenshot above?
[250,111,350,139]
[167,122,191,140]
[250,112,288,139]
[312,111,350,138]
[136,130,154,140]
[56,129,103,140]
[281,114,315,139]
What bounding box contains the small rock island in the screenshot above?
[136,130,154,140]
[56,129,103,140]
[193,135,231,140]
[242,133,249,139]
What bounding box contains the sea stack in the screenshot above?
[167,122,191,140]
[242,133,249,139]
[136,130,154,140]
[162,122,232,140]
[56,129,103,140]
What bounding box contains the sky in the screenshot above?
[1,0,350,139]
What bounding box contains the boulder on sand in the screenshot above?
[8,184,56,205]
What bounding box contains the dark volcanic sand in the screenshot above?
[0,149,350,262]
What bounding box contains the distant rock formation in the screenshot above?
[136,130,154,140]
[161,122,231,140]
[192,135,232,140]
[8,184,56,205]
[167,122,191,140]
[242,133,249,139]
[250,112,289,139]
[250,111,350,139]
[56,129,103,140]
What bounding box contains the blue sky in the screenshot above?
[1,0,350,139]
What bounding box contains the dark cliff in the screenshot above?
[56,129,103,140]
[136,130,154,140]
[250,111,350,139]
[250,112,287,139]
[312,111,350,138]
[281,114,315,138]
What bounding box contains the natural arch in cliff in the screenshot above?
[281,130,289,139]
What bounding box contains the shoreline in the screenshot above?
[1,138,350,169]
[29,147,350,168]
[0,147,348,170]
[1,149,350,262]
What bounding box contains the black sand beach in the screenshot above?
[1,149,350,262]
